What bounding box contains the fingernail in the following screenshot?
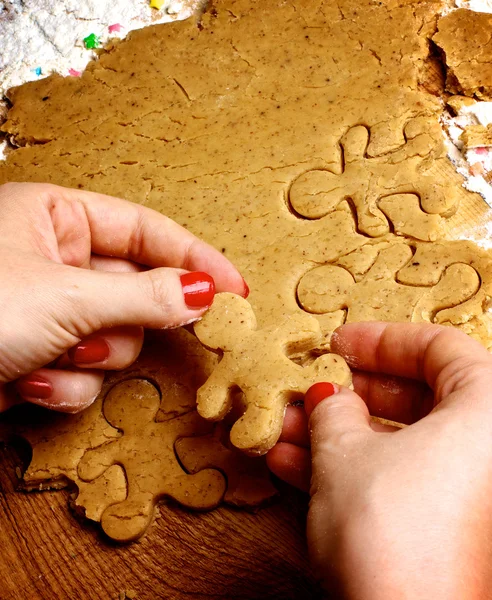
[304,382,338,417]
[69,338,110,364]
[16,375,53,400]
[242,278,250,298]
[180,272,215,308]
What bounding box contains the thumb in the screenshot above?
[304,384,374,591]
[67,267,216,333]
[305,382,372,491]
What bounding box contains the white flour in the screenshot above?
[0,0,199,95]
[451,216,492,248]
[456,0,492,11]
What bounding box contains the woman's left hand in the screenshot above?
[0,182,247,414]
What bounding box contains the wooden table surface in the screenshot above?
[0,441,322,600]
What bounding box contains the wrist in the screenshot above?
[334,497,492,600]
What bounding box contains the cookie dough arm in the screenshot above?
[196,367,235,421]
[78,443,118,482]
[173,410,215,437]
[365,244,414,280]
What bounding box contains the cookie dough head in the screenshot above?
[195,293,257,353]
[289,169,343,219]
[297,265,355,314]
[103,379,160,433]
[288,127,369,220]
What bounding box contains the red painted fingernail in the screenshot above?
[242,278,250,298]
[180,272,215,308]
[69,338,110,364]
[16,375,53,400]
[304,382,337,417]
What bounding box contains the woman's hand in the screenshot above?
[0,182,247,413]
[267,322,492,599]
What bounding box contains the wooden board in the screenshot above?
[0,10,491,596]
[0,443,321,600]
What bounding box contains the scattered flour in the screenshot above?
[0,0,201,95]
[456,0,492,11]
[451,217,492,249]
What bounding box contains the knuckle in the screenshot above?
[0,182,18,195]
[311,399,365,448]
[0,181,39,199]
[144,269,173,313]
[436,355,492,400]
[324,426,362,450]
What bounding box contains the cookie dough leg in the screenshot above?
[101,492,155,543]
[78,445,117,482]
[197,372,235,421]
[414,263,480,322]
[230,401,286,456]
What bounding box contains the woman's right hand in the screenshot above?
[268,322,492,599]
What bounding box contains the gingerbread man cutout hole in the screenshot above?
[288,120,456,240]
[297,244,480,324]
[78,379,225,542]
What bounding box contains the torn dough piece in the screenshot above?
[433,9,492,100]
[460,124,492,149]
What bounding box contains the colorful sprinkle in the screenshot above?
[149,0,166,9]
[32,67,42,76]
[68,68,82,77]
[470,162,486,176]
[108,23,123,33]
[83,33,100,50]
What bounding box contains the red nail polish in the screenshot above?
[16,375,53,400]
[180,272,215,308]
[69,338,110,364]
[242,278,250,298]
[304,382,337,417]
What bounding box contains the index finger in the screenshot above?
[50,184,248,295]
[331,322,492,394]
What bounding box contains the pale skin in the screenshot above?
[3,182,492,598]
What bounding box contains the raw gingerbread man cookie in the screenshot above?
[289,119,457,239]
[193,293,352,455]
[78,379,225,542]
[297,243,480,324]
